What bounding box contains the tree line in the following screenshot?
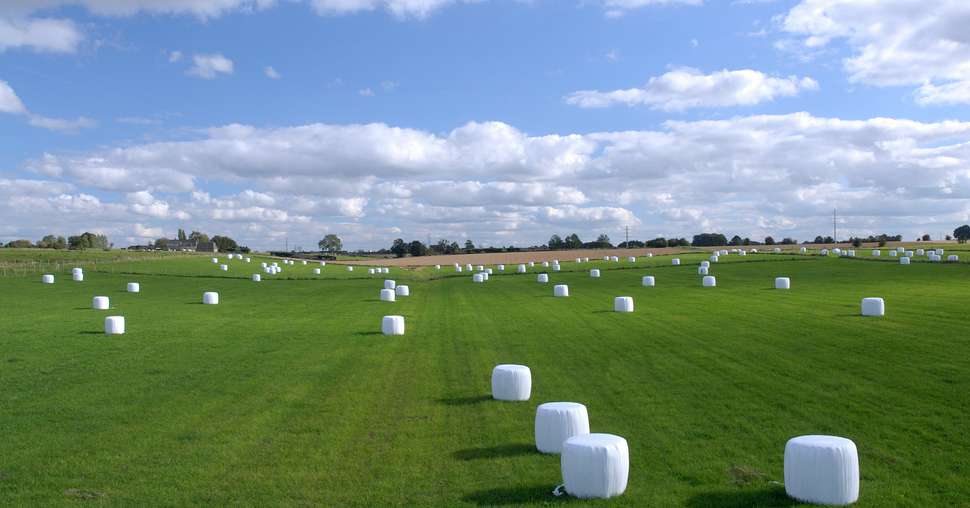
[3,232,110,250]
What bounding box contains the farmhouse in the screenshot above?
[162,239,219,252]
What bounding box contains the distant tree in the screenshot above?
[464,239,475,251]
[878,238,887,247]
[68,232,108,250]
[596,234,611,245]
[852,237,862,247]
[645,237,668,248]
[813,236,824,244]
[37,235,67,249]
[921,233,931,241]
[945,235,952,241]
[780,237,796,245]
[318,234,342,253]
[155,238,169,250]
[742,237,752,246]
[729,235,743,246]
[823,236,834,244]
[408,240,428,257]
[692,233,727,247]
[954,225,970,243]
[189,231,210,243]
[764,236,776,245]
[564,233,582,249]
[177,229,187,241]
[5,239,33,248]
[390,238,408,258]
[548,234,564,250]
[211,235,239,252]
[618,240,645,248]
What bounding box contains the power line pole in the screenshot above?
[833,209,837,243]
[625,226,629,248]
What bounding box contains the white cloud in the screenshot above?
[187,53,234,79]
[168,50,182,62]
[264,66,281,79]
[358,88,374,96]
[566,68,818,110]
[602,0,702,17]
[781,0,970,104]
[0,16,83,53]
[0,80,95,132]
[0,80,26,113]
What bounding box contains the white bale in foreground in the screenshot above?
[537,273,549,283]
[784,435,859,506]
[92,296,109,310]
[561,434,629,499]
[104,316,125,335]
[702,276,716,287]
[590,269,600,278]
[672,258,681,265]
[552,264,561,272]
[384,280,396,290]
[642,276,655,287]
[872,250,880,256]
[219,264,228,271]
[517,264,527,273]
[313,268,321,275]
[491,364,531,401]
[395,285,410,296]
[613,296,634,313]
[203,292,219,305]
[554,284,569,297]
[775,277,791,289]
[700,261,710,268]
[535,402,589,454]
[900,257,910,265]
[73,267,83,277]
[380,288,396,301]
[252,274,261,282]
[473,273,485,283]
[861,297,884,317]
[710,255,719,263]
[73,271,84,282]
[42,274,54,284]
[948,255,959,262]
[698,266,708,275]
[127,282,140,293]
[382,315,405,335]
[211,258,218,264]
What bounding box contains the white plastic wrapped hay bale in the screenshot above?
[750,249,757,253]
[382,315,405,336]
[642,276,655,287]
[466,264,473,271]
[498,264,505,271]
[936,248,944,255]
[929,254,941,262]
[369,268,378,275]
[554,284,569,297]
[472,273,485,283]
[627,256,636,262]
[897,247,905,252]
[900,257,910,265]
[702,276,716,287]
[583,257,590,262]
[313,268,321,275]
[261,262,268,268]
[384,280,396,290]
[435,264,441,270]
[92,296,109,310]
[645,253,653,258]
[252,274,261,282]
[905,250,914,257]
[380,288,396,301]
[890,250,897,257]
[220,264,228,271]
[872,250,880,256]
[775,277,790,289]
[542,261,550,267]
[700,260,710,268]
[833,248,841,255]
[104,316,125,335]
[560,434,629,499]
[784,435,859,505]
[610,256,619,262]
[537,273,549,283]
[916,248,925,256]
[481,272,489,281]
[382,267,390,274]
[456,266,463,272]
[800,247,807,253]
[42,274,54,284]
[127,282,140,293]
[302,260,307,265]
[203,292,219,305]
[529,261,535,267]
[672,258,680,265]
[613,296,634,312]
[535,402,589,454]
[602,256,609,261]
[245,257,251,262]
[590,269,600,278]
[478,265,485,271]
[486,268,493,275]
[861,297,884,316]
[517,264,527,273]
[710,255,719,263]
[948,255,959,262]
[821,249,829,256]
[552,263,561,272]
[347,266,354,272]
[575,257,582,263]
[211,257,218,264]
[739,250,747,256]
[698,266,708,275]
[73,270,84,282]
[395,285,409,297]
[491,364,531,401]
[774,247,782,253]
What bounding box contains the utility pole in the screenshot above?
[833,209,837,243]
[285,236,288,252]
[625,226,629,248]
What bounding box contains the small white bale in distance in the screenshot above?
[42,274,54,284]
[700,261,710,268]
[948,255,959,262]
[535,402,590,454]
[897,247,905,252]
[73,270,84,282]
[916,248,925,256]
[456,266,463,273]
[380,288,396,301]
[905,250,914,257]
[384,280,396,289]
[900,257,911,265]
[590,269,600,278]
[486,268,493,275]
[890,251,897,257]
[261,262,268,268]
[833,248,841,255]
[583,257,590,262]
[710,255,719,263]
[861,297,885,316]
[554,284,569,297]
[498,264,505,271]
[517,264,527,273]
[561,434,629,499]
[537,273,549,283]
[611,256,619,262]
[481,272,489,281]
[104,316,125,335]
[529,261,535,267]
[211,258,218,263]
[435,264,441,270]
[382,267,390,274]
[575,257,582,263]
[473,273,485,283]
[478,265,486,270]
[646,253,653,258]
[929,254,941,262]
[872,250,880,256]
[800,247,807,253]
[774,247,782,253]
[302,260,307,265]
[466,264,474,271]
[347,266,354,272]
[382,315,405,336]
[628,256,636,262]
[491,364,531,401]
[702,276,716,287]
[245,257,251,262]
[92,296,110,310]
[613,296,634,313]
[698,266,709,275]
[395,285,410,296]
[313,268,321,275]
[542,261,550,267]
[252,274,261,282]
[203,292,219,305]
[784,435,859,506]
[320,261,325,266]
[127,282,140,293]
[775,277,791,289]
[821,249,829,256]
[220,264,228,271]
[642,276,655,287]
[672,258,681,265]
[552,264,561,272]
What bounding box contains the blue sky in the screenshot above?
[2,0,970,250]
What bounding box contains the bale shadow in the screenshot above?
[591,310,612,314]
[685,486,794,508]
[462,484,571,506]
[354,331,383,337]
[453,443,535,461]
[78,331,102,335]
[436,395,491,406]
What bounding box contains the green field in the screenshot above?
[1,250,968,506]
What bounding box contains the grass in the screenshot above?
[0,251,968,506]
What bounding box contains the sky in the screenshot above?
[2,0,970,251]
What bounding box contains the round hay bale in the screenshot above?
[800,247,807,253]
[395,285,409,296]
[73,271,84,282]
[473,273,485,283]
[537,273,549,283]
[861,297,884,316]
[302,260,307,265]
[528,261,535,267]
[590,269,600,278]
[610,256,619,262]
[347,266,354,272]
[575,257,582,263]
[384,280,396,290]
[775,277,791,289]
[127,282,140,293]
[92,296,109,310]
[104,316,125,335]
[211,258,218,263]
[613,296,634,312]
[486,268,493,275]
[381,315,405,335]
[498,264,505,271]
[948,255,959,262]
[916,248,925,256]
[821,249,829,256]
[380,288,396,301]
[535,402,589,454]
[698,266,708,275]
[784,435,859,505]
[645,253,653,258]
[435,264,441,269]
[467,264,474,271]
[872,249,880,256]
[642,276,655,287]
[456,266,463,272]
[583,257,590,262]
[478,265,485,271]
[561,434,629,499]
[542,261,550,267]
[552,264,561,272]
[904,250,914,257]
[245,257,251,262]
[700,261,710,268]
[220,264,228,272]
[313,268,321,275]
[481,272,489,281]
[252,274,261,282]
[672,258,681,265]
[627,256,636,262]
[900,257,911,265]
[42,274,54,284]
[517,264,527,273]
[774,247,782,253]
[554,284,569,297]
[261,262,268,268]
[710,255,719,263]
[491,364,531,401]
[890,250,897,257]
[702,276,716,287]
[202,292,219,305]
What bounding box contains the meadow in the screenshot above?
[1,248,968,506]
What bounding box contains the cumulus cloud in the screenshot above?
[781,0,970,104]
[0,79,95,132]
[566,68,818,110]
[187,53,234,79]
[0,80,26,113]
[0,16,83,53]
